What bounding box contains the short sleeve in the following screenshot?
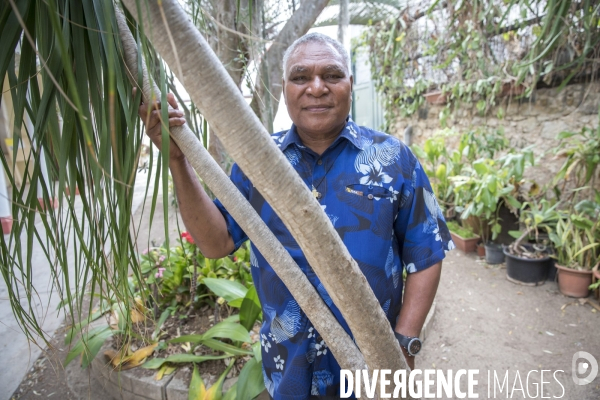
[394,158,453,274]
[213,163,250,252]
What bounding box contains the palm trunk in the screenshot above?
[120,0,409,393]
[115,6,365,373]
[338,0,349,47]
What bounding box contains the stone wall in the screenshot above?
[391,82,600,187]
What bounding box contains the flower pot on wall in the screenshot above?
[423,91,447,105]
[556,264,593,298]
[500,82,525,97]
[485,242,505,264]
[450,231,479,253]
[504,246,551,286]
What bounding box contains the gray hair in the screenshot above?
[282,33,351,79]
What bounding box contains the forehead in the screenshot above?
[285,42,346,75]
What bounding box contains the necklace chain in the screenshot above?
[311,142,346,200]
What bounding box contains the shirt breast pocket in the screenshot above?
[345,184,393,201]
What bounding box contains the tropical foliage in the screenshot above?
[64,236,265,397]
[361,0,600,129]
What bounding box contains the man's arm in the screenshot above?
[394,261,442,369]
[169,158,235,258]
[138,92,235,258]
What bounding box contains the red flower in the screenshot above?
[233,256,238,262]
[181,231,195,244]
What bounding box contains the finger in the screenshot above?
[138,101,149,116]
[167,93,179,110]
[167,109,184,118]
[168,117,187,128]
[150,100,163,111]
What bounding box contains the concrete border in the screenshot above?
[90,303,436,399]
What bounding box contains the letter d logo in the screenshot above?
[572,351,598,385]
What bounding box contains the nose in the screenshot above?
[306,76,328,97]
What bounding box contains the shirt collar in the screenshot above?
[279,116,365,152]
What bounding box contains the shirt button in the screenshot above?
[367,194,374,200]
[317,159,323,165]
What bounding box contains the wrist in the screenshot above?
[394,331,422,356]
[168,154,189,169]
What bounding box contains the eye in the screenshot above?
[291,76,307,83]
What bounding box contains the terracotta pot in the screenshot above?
[477,242,486,257]
[65,186,80,196]
[450,231,480,253]
[38,197,59,211]
[500,82,525,97]
[592,262,600,300]
[555,264,593,298]
[423,91,447,105]
[1,217,13,234]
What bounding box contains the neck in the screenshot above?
[297,126,345,155]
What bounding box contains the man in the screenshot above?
[140,33,453,399]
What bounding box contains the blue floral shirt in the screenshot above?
[214,117,454,399]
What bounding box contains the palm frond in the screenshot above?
[0,0,173,345]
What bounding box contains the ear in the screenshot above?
[350,75,354,98]
[282,78,287,104]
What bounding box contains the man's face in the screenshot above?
[283,42,353,139]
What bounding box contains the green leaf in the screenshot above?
[189,364,207,400]
[222,383,237,400]
[239,286,261,332]
[202,321,250,343]
[143,354,231,370]
[65,325,114,368]
[251,341,262,363]
[141,358,166,369]
[201,339,253,356]
[169,334,206,344]
[235,357,265,400]
[508,230,522,239]
[473,160,488,175]
[153,309,171,340]
[227,298,243,308]
[203,278,247,302]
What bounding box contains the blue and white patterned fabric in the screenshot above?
[214,117,454,399]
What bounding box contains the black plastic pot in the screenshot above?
[503,245,552,286]
[485,242,505,264]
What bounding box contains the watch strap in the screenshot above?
[394,332,421,356]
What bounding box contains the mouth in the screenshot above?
[304,106,332,112]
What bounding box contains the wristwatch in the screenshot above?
[394,332,422,356]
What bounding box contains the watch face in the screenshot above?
[409,339,422,355]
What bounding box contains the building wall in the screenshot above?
[391,82,600,187]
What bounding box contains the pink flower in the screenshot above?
[233,256,238,262]
[159,255,166,263]
[155,267,166,278]
[142,248,149,255]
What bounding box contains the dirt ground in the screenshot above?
[9,197,600,400]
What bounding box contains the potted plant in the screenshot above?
[423,90,447,105]
[452,158,522,264]
[411,129,463,219]
[446,220,480,253]
[591,261,600,300]
[504,199,560,285]
[550,202,600,297]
